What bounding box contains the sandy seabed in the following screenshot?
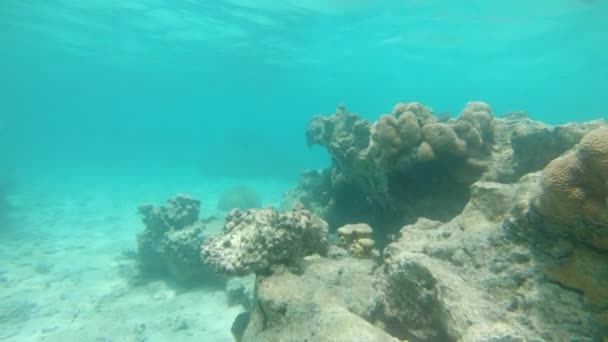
[0,164,290,342]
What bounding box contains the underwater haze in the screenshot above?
[2,0,608,178]
[1,0,608,341]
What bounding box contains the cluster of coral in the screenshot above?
[334,223,378,259]
[136,195,224,286]
[133,102,607,341]
[298,102,494,232]
[218,104,606,341]
[288,102,604,235]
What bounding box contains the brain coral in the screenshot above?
[536,126,608,249]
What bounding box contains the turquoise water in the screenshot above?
[1,0,607,179]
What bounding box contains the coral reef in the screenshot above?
[240,126,608,340]
[217,185,261,212]
[377,170,608,341]
[301,101,495,233]
[244,173,606,341]
[211,103,608,341]
[201,206,329,276]
[136,194,224,286]
[292,103,604,237]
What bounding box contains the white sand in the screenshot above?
[0,164,293,342]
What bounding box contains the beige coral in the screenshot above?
[536,126,608,225]
[421,123,467,157]
[535,127,608,252]
[336,223,378,259]
[372,115,402,156]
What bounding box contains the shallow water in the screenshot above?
[1,1,607,341]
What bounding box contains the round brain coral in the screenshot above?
[536,126,608,249]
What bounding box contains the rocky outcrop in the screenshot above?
[227,107,608,341]
[136,195,223,286]
[241,256,397,342]
[201,206,329,276]
[377,171,607,341]
[237,170,606,341]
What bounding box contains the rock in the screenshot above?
[241,257,398,342]
[231,311,250,342]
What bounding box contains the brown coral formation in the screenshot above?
[534,127,608,251]
[302,101,495,233]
